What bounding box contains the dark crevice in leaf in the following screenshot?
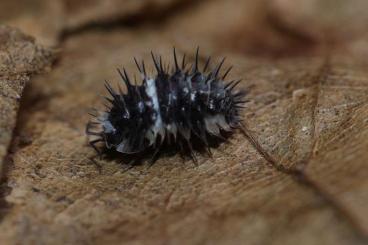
[0,79,56,223]
[0,156,13,223]
[59,0,206,42]
[241,90,368,241]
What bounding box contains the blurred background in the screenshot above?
[1,0,368,58]
[0,0,367,245]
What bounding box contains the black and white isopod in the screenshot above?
[86,48,248,164]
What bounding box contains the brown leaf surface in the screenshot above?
[269,0,368,43]
[0,0,368,244]
[0,25,54,178]
[0,1,64,46]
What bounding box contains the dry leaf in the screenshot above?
[0,25,54,178]
[0,0,367,244]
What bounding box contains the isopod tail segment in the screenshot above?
[86,47,249,166]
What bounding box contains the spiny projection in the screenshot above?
[86,48,248,164]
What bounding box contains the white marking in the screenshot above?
[145,78,164,144]
[116,139,128,152]
[138,101,144,112]
[103,120,116,133]
[116,139,139,154]
[204,114,230,135]
[167,123,178,138]
[99,113,117,134]
[186,76,192,88]
[190,92,196,101]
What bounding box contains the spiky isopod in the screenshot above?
[86,48,248,164]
